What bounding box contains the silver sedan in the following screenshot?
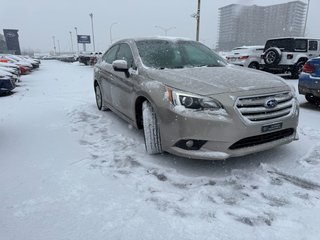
[94,37,299,160]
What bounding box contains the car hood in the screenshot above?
[145,65,288,95]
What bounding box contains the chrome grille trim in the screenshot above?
[236,92,295,123]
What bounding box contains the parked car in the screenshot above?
[226,45,264,69]
[0,76,16,94]
[261,37,320,78]
[79,52,102,65]
[298,57,320,105]
[93,37,299,160]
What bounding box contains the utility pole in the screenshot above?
[191,0,201,41]
[89,13,96,52]
[74,27,79,54]
[303,0,311,37]
[196,0,201,42]
[52,36,56,55]
[69,31,74,53]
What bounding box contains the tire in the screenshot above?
[264,47,282,66]
[248,62,260,69]
[142,101,163,154]
[291,61,305,79]
[94,83,108,111]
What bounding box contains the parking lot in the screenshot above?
[1,60,320,240]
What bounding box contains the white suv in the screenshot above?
[226,46,264,69]
[262,37,320,78]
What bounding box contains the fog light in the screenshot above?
[186,140,194,148]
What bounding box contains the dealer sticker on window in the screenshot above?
[261,122,283,133]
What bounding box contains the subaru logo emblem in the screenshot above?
[265,98,278,109]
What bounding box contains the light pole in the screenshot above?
[57,39,61,55]
[52,36,56,55]
[69,31,74,53]
[303,0,311,37]
[155,25,176,36]
[110,22,118,45]
[89,13,96,52]
[74,27,79,54]
[191,0,201,41]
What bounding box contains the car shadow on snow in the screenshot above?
[0,91,15,97]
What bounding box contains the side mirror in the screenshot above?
[112,60,129,72]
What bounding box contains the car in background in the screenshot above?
[226,45,264,69]
[262,37,320,78]
[0,75,16,94]
[0,55,32,74]
[94,37,299,160]
[298,57,320,105]
[79,52,102,65]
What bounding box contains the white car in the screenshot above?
[226,46,264,69]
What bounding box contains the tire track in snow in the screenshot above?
[67,105,320,228]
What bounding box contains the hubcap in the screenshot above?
[266,52,276,64]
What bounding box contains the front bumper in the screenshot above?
[298,74,320,98]
[159,97,299,160]
[0,77,16,92]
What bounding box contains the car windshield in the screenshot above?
[136,40,227,69]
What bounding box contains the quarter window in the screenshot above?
[309,41,318,51]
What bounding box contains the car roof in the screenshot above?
[266,37,320,41]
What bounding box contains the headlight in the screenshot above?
[166,88,223,111]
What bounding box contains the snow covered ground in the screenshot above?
[1,60,320,240]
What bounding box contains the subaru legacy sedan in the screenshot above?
[94,37,299,160]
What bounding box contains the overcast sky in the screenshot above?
[0,0,318,52]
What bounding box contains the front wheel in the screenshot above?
[142,101,163,154]
[94,83,108,111]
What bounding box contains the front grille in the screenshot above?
[236,92,294,122]
[229,128,294,150]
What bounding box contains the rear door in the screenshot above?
[98,44,120,105]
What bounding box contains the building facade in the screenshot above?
[0,34,7,53]
[217,1,307,51]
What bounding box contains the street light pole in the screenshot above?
[52,36,56,55]
[110,22,118,45]
[74,27,79,54]
[89,13,96,52]
[303,0,311,37]
[155,25,176,36]
[69,31,74,53]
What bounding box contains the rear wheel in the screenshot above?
[248,62,259,69]
[142,101,163,154]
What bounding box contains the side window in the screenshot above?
[309,41,318,51]
[102,45,119,64]
[116,43,136,69]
